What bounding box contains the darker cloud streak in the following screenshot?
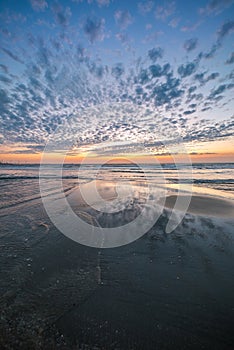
[1,48,24,64]
[149,63,170,77]
[194,71,219,85]
[225,52,234,64]
[83,17,106,43]
[183,38,198,52]
[202,42,221,59]
[183,109,196,115]
[200,21,234,61]
[112,63,124,79]
[178,62,197,78]
[52,4,71,27]
[199,0,234,16]
[208,83,234,100]
[217,20,234,40]
[0,64,8,74]
[148,47,163,62]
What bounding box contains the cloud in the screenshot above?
[138,1,154,15]
[8,144,45,154]
[116,31,128,42]
[73,0,111,5]
[1,48,24,64]
[201,106,211,112]
[0,9,26,23]
[155,1,175,21]
[52,4,71,27]
[89,62,107,79]
[148,47,163,62]
[143,30,164,43]
[181,21,201,32]
[189,103,197,109]
[188,86,197,94]
[208,84,227,100]
[83,17,106,43]
[202,42,221,59]
[183,109,196,115]
[199,0,234,16]
[30,0,48,12]
[96,0,110,6]
[206,72,219,82]
[0,8,233,157]
[194,72,205,84]
[36,41,52,68]
[0,64,8,74]
[112,63,124,79]
[183,38,198,52]
[0,28,12,38]
[114,10,133,29]
[0,75,12,84]
[217,20,234,41]
[149,73,184,107]
[168,17,180,28]
[149,64,163,77]
[177,62,197,78]
[225,52,234,64]
[149,63,170,77]
[194,71,219,85]
[0,88,11,111]
[145,23,152,30]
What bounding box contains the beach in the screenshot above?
[1,0,234,347]
[0,163,234,349]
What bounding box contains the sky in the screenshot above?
[0,0,234,163]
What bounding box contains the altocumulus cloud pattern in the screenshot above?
[0,0,233,157]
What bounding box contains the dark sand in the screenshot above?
[1,179,234,349]
[164,194,234,218]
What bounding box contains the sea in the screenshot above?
[0,162,234,210]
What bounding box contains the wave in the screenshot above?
[0,175,92,180]
[1,162,234,170]
[168,178,234,184]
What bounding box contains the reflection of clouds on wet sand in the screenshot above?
[67,179,162,227]
[67,179,234,229]
[164,194,234,218]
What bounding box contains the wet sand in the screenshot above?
[68,180,119,208]
[164,194,234,218]
[55,233,234,350]
[68,179,234,219]
[1,179,234,349]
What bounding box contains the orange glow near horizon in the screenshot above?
[0,139,233,164]
[0,151,233,164]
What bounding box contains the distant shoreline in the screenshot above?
[1,162,234,166]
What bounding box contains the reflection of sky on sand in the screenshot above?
[167,183,234,200]
[68,179,153,227]
[68,180,150,208]
[164,194,234,218]
[67,178,234,229]
[65,178,166,231]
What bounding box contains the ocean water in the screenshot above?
[0,163,234,349]
[0,162,233,210]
